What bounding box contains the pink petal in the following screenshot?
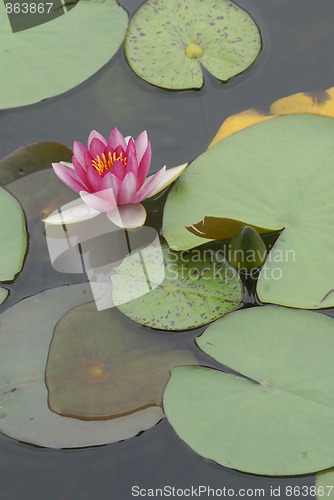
[52,162,88,194]
[73,141,89,168]
[136,142,151,189]
[111,160,126,180]
[135,130,148,164]
[126,137,136,159]
[107,203,147,229]
[72,156,89,183]
[89,138,107,159]
[100,172,121,199]
[44,201,100,225]
[134,166,166,202]
[80,189,117,213]
[86,164,103,193]
[108,127,127,151]
[115,145,125,157]
[117,172,138,204]
[125,150,138,176]
[87,130,107,149]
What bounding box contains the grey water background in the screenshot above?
[1,0,334,498]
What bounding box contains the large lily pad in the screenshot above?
[0,0,128,109]
[111,242,243,330]
[46,302,196,420]
[125,0,261,90]
[0,187,26,281]
[163,114,334,309]
[164,306,334,475]
[0,284,165,448]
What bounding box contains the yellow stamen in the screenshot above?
[92,151,128,175]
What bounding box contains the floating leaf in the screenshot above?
[0,288,8,305]
[0,187,26,281]
[0,0,128,109]
[111,242,243,330]
[0,142,72,185]
[46,301,196,420]
[125,0,261,90]
[163,114,334,309]
[0,284,164,448]
[316,469,334,498]
[270,87,334,118]
[164,306,334,476]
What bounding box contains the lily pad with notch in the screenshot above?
[111,242,243,330]
[164,306,334,475]
[163,114,334,309]
[125,0,261,90]
[0,0,128,109]
[0,284,168,448]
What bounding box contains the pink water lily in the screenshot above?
[44,128,187,228]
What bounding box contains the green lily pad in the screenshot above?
[0,284,164,448]
[111,242,243,330]
[0,187,26,281]
[125,0,261,89]
[0,288,8,306]
[0,142,72,185]
[164,306,334,476]
[163,114,334,309]
[316,469,334,498]
[46,301,196,420]
[0,0,128,109]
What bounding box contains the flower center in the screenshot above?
[92,151,127,175]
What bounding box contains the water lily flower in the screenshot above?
[44,128,187,229]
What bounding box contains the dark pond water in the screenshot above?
[1,0,334,498]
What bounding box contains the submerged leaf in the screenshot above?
[0,0,128,108]
[164,306,334,475]
[0,285,164,448]
[111,242,243,330]
[163,114,334,309]
[0,142,72,185]
[46,302,196,420]
[125,0,261,89]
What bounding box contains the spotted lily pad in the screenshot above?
[125,0,261,89]
[164,306,334,476]
[46,301,196,420]
[111,242,243,330]
[0,284,165,448]
[0,0,128,109]
[163,114,334,309]
[0,187,26,281]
